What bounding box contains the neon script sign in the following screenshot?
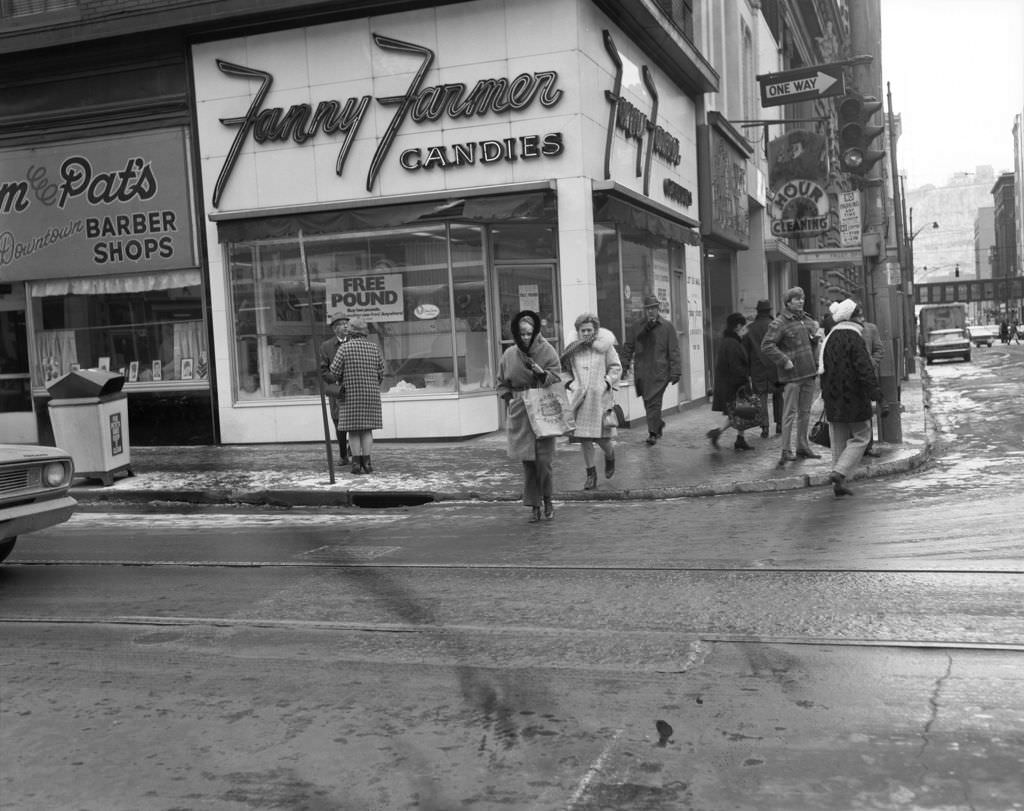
[212,33,564,207]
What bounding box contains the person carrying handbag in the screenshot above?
[707,312,756,451]
[560,313,622,491]
[496,310,563,522]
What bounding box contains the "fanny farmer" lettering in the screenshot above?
[212,34,563,206]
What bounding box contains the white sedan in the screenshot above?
[0,445,77,563]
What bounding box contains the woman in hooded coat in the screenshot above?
[496,310,563,522]
[819,298,884,496]
[560,313,622,490]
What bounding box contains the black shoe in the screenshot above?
[605,454,616,479]
[646,434,658,446]
[529,506,542,523]
[760,426,769,438]
[863,447,881,458]
[361,455,373,474]
[734,435,753,451]
[778,451,797,466]
[829,472,854,496]
[543,499,554,520]
[583,467,597,491]
[351,457,363,475]
[706,428,722,449]
[796,449,822,459]
[775,424,782,435]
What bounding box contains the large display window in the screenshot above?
[227,224,493,402]
[29,271,207,388]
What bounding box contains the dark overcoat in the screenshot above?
[329,336,384,431]
[620,316,681,397]
[820,324,882,423]
[711,332,749,413]
[742,313,778,392]
[318,335,345,424]
[496,310,562,461]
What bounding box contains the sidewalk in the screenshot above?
[70,376,932,507]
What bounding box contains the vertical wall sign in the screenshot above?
[602,30,683,198]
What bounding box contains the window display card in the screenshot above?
[181,357,194,380]
[152,360,162,381]
[98,356,110,371]
[128,361,139,382]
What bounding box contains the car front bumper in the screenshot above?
[0,495,78,539]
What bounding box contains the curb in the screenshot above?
[68,445,930,507]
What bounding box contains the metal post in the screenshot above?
[298,229,336,484]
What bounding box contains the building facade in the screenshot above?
[1,0,883,445]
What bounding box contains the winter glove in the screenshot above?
[879,402,891,419]
[500,391,513,403]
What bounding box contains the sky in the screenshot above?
[881,0,1024,190]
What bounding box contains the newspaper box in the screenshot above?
[46,370,132,485]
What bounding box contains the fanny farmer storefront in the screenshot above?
[192,0,711,443]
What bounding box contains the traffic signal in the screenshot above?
[836,92,886,176]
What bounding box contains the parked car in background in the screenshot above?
[922,328,971,365]
[967,324,999,347]
[0,445,76,563]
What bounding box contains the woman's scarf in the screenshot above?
[818,320,863,375]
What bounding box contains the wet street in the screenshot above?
[4,346,1024,810]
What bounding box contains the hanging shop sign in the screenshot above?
[0,129,196,282]
[697,113,752,249]
[210,33,564,208]
[601,30,688,205]
[767,129,830,239]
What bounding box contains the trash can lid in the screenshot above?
[46,369,126,398]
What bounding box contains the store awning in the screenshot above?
[216,191,556,243]
[592,190,701,246]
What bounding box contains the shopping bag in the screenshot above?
[727,385,764,431]
[522,382,576,438]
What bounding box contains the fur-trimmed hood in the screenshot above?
[511,310,542,354]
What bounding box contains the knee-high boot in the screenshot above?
[361,455,373,474]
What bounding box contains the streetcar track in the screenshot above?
[4,614,1024,653]
[4,558,1024,574]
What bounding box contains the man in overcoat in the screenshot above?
[319,312,349,464]
[620,295,682,445]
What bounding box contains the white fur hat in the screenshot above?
[830,298,857,323]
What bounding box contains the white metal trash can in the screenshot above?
[46,370,132,486]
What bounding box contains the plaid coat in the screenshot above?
[329,336,384,431]
[760,310,820,383]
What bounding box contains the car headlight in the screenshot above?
[42,461,70,487]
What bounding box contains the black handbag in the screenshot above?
[809,410,830,447]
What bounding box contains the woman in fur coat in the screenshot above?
[560,313,622,490]
[496,310,563,522]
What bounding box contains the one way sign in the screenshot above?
[758,64,846,108]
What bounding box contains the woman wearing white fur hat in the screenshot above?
[560,314,622,490]
[819,298,885,496]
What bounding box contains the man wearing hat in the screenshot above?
[761,287,822,465]
[620,295,681,445]
[743,299,782,438]
[319,312,350,464]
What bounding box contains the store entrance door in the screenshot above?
[494,263,561,355]
[0,293,38,444]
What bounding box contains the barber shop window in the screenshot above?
[226,224,492,402]
[29,271,207,388]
